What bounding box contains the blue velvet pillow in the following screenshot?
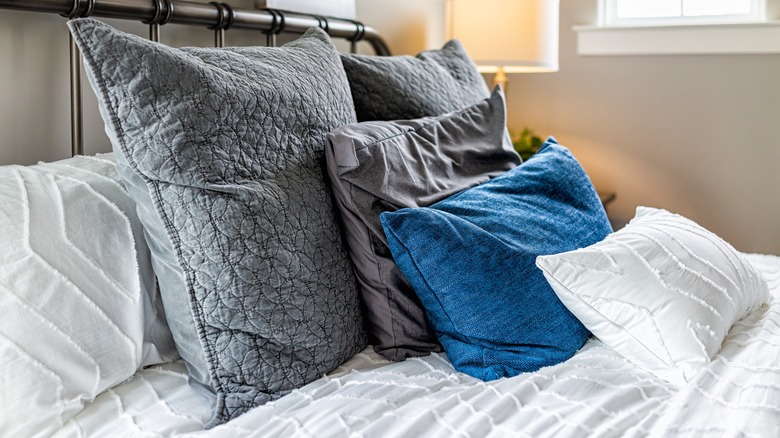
[380,139,612,381]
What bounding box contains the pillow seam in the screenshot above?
[348,181,402,351]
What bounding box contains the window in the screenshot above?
[602,0,765,26]
[575,0,780,55]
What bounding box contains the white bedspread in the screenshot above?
[55,254,780,438]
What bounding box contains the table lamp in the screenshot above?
[447,0,559,90]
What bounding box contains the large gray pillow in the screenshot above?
[325,87,521,360]
[341,40,490,122]
[70,19,366,427]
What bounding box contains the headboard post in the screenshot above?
[67,36,83,157]
[208,2,235,47]
[60,0,96,156]
[144,0,164,42]
[263,8,285,47]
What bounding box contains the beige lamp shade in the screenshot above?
[447,0,559,73]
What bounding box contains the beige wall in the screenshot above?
[358,0,780,255]
[355,0,447,55]
[0,0,778,254]
[505,0,780,255]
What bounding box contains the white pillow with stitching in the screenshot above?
[0,154,177,437]
[537,206,769,385]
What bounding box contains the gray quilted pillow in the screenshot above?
[325,88,521,361]
[69,19,366,426]
[341,39,490,122]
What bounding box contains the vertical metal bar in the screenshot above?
[215,28,224,47]
[209,1,227,47]
[150,23,160,42]
[146,0,163,41]
[264,8,283,47]
[68,31,83,156]
[345,19,365,54]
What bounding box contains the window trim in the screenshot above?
[575,21,780,56]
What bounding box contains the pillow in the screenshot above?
[325,87,521,361]
[0,154,176,437]
[70,19,366,426]
[536,206,770,385]
[341,39,490,121]
[380,139,612,380]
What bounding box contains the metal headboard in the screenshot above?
[0,0,391,157]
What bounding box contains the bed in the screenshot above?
[1,1,780,437]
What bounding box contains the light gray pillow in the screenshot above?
[70,19,366,427]
[325,87,521,360]
[341,39,490,122]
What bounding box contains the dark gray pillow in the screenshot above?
[325,87,521,360]
[70,19,366,427]
[341,40,490,122]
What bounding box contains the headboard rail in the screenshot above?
[0,0,389,54]
[0,0,390,156]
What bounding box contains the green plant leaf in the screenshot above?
[511,127,543,159]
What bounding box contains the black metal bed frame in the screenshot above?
[0,0,391,156]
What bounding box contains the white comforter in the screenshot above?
[55,254,780,438]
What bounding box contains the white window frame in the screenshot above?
[575,0,780,55]
[601,0,766,27]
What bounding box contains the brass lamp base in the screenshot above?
[492,66,508,91]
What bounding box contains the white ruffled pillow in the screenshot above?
[0,154,176,436]
[536,206,769,385]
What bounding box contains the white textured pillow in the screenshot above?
[536,206,769,385]
[0,154,176,437]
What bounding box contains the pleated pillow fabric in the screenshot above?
[70,19,366,426]
[381,140,611,380]
[325,88,521,360]
[0,154,176,437]
[537,206,770,385]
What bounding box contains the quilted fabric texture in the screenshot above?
[325,88,521,360]
[381,139,611,380]
[70,19,366,426]
[537,206,770,385]
[341,39,491,121]
[0,154,175,437]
